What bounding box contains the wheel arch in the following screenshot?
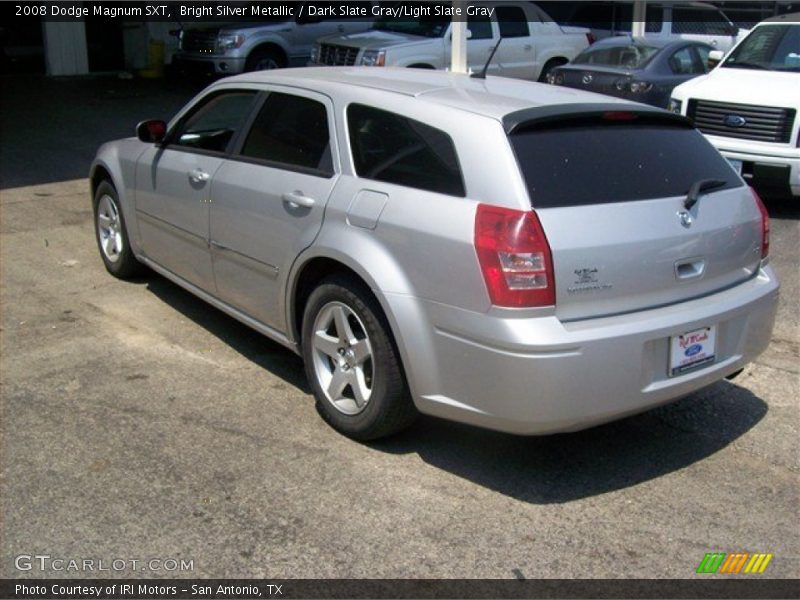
[289,254,391,347]
[286,240,437,406]
[89,155,142,256]
[246,42,289,68]
[90,163,114,200]
[538,56,569,81]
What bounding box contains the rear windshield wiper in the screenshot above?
[685,179,727,210]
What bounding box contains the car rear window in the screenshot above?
[508,120,741,208]
[572,43,660,68]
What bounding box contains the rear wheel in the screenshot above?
[301,275,417,440]
[538,58,567,82]
[93,181,144,279]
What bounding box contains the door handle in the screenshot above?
[282,191,316,208]
[524,44,532,51]
[188,168,209,183]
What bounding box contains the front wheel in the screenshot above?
[93,181,144,279]
[245,48,285,72]
[301,276,417,440]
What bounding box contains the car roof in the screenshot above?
[221,67,632,121]
[591,36,676,49]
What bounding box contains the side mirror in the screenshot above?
[707,49,724,69]
[136,120,167,143]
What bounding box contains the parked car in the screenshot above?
[90,67,778,440]
[309,1,592,82]
[670,13,800,196]
[173,14,372,75]
[541,1,746,52]
[547,37,712,108]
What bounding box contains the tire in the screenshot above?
[538,58,567,83]
[245,47,285,72]
[93,180,144,279]
[301,275,417,440]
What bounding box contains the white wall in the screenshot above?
[42,22,89,76]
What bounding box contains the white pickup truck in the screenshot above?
[309,1,592,82]
[669,13,800,197]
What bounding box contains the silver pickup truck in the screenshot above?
[173,16,372,75]
[310,1,592,81]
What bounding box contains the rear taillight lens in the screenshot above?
[752,189,770,260]
[474,204,555,307]
[586,32,596,45]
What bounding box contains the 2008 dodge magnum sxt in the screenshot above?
[90,67,779,440]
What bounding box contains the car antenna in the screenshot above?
[471,39,502,79]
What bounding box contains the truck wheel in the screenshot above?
[93,180,144,279]
[538,58,567,82]
[301,275,417,441]
[245,48,285,71]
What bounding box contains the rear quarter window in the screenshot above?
[347,104,465,197]
[508,119,742,208]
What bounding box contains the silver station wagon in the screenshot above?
[90,67,779,440]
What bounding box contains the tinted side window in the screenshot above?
[694,45,711,71]
[496,7,530,38]
[468,15,493,40]
[508,121,740,208]
[174,91,257,153]
[240,92,331,173]
[347,104,465,197]
[669,47,699,74]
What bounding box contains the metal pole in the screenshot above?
[450,0,468,73]
[632,0,647,37]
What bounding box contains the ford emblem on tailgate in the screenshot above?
[724,114,747,128]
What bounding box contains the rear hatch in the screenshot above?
[558,65,632,98]
[505,107,763,321]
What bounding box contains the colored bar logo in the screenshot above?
[696,553,773,574]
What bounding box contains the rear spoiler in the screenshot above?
[503,103,693,135]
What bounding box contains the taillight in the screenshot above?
[752,189,770,259]
[474,204,555,307]
[586,32,596,45]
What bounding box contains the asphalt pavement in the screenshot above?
[1,75,797,582]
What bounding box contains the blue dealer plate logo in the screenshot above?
[685,344,703,357]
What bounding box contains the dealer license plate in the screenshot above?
[669,326,716,376]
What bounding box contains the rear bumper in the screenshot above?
[390,266,779,435]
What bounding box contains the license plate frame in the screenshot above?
[669,326,717,377]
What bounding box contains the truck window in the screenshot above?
[468,15,493,40]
